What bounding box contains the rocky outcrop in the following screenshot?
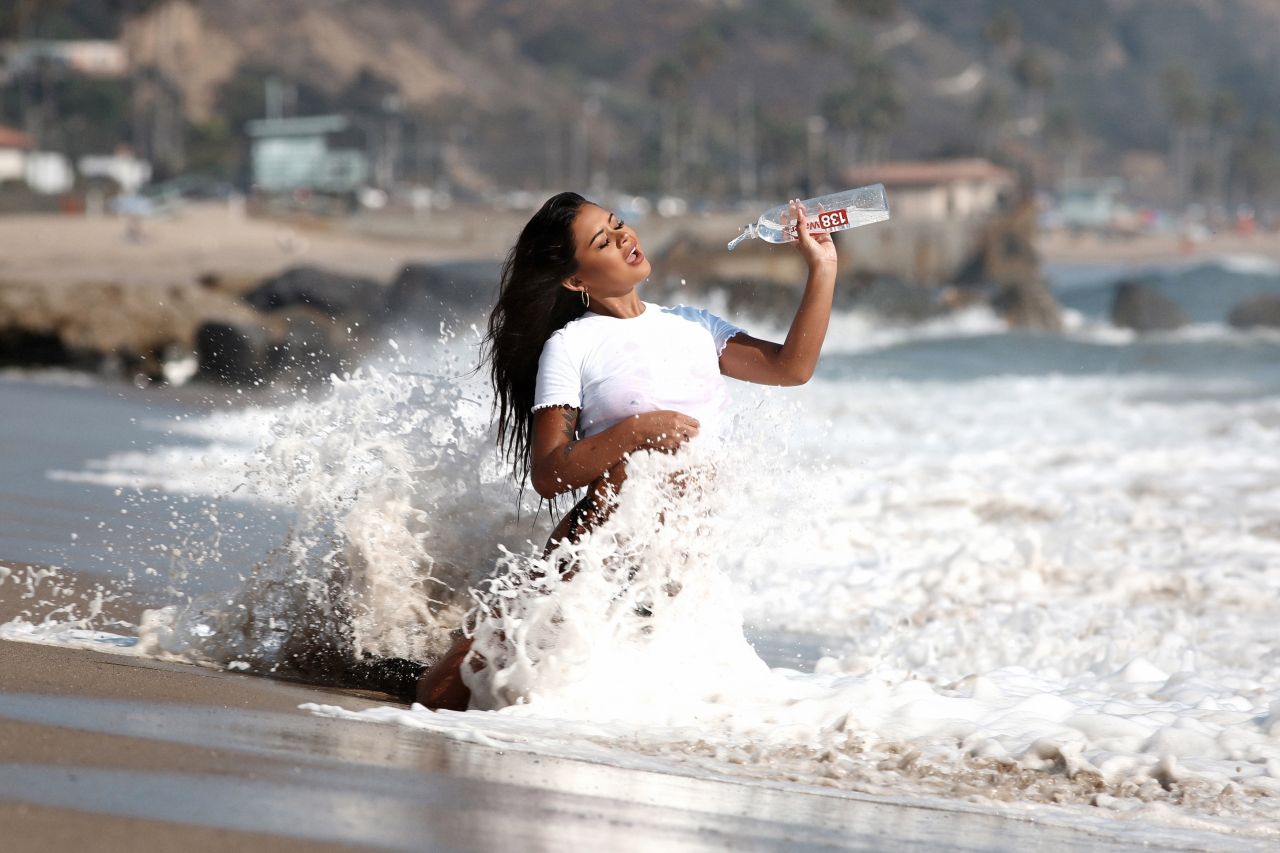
[244,266,384,320]
[0,327,80,368]
[1228,294,1280,329]
[955,198,1040,290]
[1110,281,1187,332]
[384,261,501,333]
[990,280,1063,332]
[0,258,509,387]
[949,197,1063,331]
[269,308,356,381]
[234,266,386,383]
[838,277,951,322]
[196,321,272,384]
[0,278,260,381]
[197,260,505,384]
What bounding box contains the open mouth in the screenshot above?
[626,244,644,265]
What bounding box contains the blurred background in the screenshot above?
[1,0,1279,387]
[5,0,1280,212]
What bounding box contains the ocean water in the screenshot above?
[3,255,1280,846]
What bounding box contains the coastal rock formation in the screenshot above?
[990,280,1063,332]
[1110,281,1187,332]
[269,308,354,381]
[235,266,402,384]
[956,198,1040,291]
[951,197,1063,331]
[0,278,261,377]
[840,277,950,322]
[1228,294,1280,329]
[195,321,272,384]
[384,261,501,333]
[244,266,384,321]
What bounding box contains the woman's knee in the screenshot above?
[415,636,474,711]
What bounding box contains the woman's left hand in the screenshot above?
[791,199,838,270]
[718,199,839,387]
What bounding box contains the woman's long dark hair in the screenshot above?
[485,191,590,487]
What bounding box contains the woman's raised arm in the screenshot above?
[718,200,839,386]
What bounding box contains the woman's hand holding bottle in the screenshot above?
[790,199,838,271]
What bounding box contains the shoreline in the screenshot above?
[0,636,1249,852]
[1,203,1276,285]
[1038,228,1280,267]
[2,361,1277,850]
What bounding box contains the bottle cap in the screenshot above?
[727,224,756,252]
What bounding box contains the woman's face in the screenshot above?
[566,203,651,298]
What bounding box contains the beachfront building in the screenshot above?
[0,124,72,195]
[0,125,33,185]
[836,158,1016,283]
[843,159,1015,223]
[0,40,128,81]
[1055,178,1128,232]
[79,149,152,195]
[246,115,371,196]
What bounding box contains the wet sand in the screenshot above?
[0,638,1256,852]
[1039,228,1280,266]
[0,203,514,290]
[2,201,1275,293]
[0,202,742,291]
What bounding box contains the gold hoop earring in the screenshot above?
[581,290,590,308]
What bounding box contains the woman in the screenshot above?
[417,190,838,710]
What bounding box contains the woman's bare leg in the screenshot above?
[414,634,474,710]
[414,463,627,710]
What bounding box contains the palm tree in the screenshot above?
[647,59,687,196]
[1011,47,1053,133]
[821,57,902,167]
[983,8,1022,60]
[1044,106,1083,182]
[973,86,1011,155]
[836,0,901,20]
[1228,120,1280,207]
[1162,63,1205,204]
[1209,90,1243,205]
[976,8,1023,150]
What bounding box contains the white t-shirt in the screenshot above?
[533,303,744,441]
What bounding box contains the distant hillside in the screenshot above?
[7,0,1280,204]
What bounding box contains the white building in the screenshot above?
[79,151,152,194]
[245,115,370,194]
[0,124,76,195]
[842,159,1015,222]
[25,151,74,194]
[0,40,128,80]
[0,125,33,184]
[836,159,1018,284]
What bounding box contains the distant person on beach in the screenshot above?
[417,190,839,710]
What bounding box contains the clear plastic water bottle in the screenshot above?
[727,183,890,251]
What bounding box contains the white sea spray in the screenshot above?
[12,302,1280,839]
[310,366,1280,835]
[134,362,536,669]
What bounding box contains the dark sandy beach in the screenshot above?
[3,637,1231,852]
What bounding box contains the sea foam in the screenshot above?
[13,320,1280,840]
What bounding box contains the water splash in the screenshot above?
[138,364,539,676]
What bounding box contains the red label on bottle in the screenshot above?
[787,206,850,237]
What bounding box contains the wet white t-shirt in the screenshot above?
[533,303,744,441]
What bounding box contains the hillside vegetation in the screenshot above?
[4,0,1280,204]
